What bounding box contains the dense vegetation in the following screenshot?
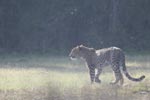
[0,0,150,54]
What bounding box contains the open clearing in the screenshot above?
[0,54,150,100]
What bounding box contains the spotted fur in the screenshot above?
[69,45,145,85]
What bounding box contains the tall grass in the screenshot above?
[0,54,150,100]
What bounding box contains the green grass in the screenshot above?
[0,54,150,100]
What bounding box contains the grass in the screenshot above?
[0,54,150,100]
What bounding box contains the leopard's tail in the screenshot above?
[122,64,145,82]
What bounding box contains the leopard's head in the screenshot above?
[69,45,95,60]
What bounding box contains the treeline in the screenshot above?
[0,0,150,54]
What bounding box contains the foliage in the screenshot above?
[0,0,150,54]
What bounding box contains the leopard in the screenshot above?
[69,45,145,85]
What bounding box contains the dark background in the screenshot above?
[0,0,150,55]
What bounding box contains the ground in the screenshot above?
[0,54,149,100]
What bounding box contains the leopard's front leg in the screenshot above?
[88,65,95,84]
[95,67,102,83]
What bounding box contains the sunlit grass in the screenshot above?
[0,54,150,100]
[0,68,48,90]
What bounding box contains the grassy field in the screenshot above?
[0,54,150,100]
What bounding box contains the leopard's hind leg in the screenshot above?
[111,63,124,85]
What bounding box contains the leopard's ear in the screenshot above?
[78,45,84,51]
[78,46,82,50]
[79,44,83,47]
[77,44,83,51]
[76,45,80,49]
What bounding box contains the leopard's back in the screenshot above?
[96,47,124,67]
